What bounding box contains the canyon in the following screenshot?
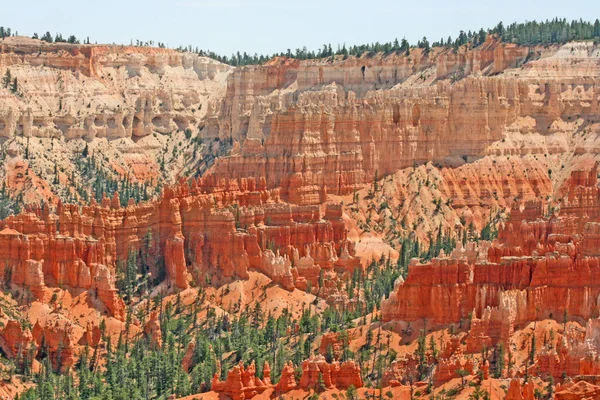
[0,31,600,399]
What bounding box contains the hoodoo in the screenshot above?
[1,15,600,400]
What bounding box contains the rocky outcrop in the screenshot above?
[375,163,600,392]
[0,320,34,359]
[12,259,45,300]
[555,380,600,400]
[384,251,599,327]
[0,36,232,141]
[203,39,600,205]
[433,355,474,386]
[319,330,358,360]
[92,264,125,320]
[181,339,196,373]
[211,361,272,400]
[465,304,514,354]
[275,361,297,392]
[298,356,363,391]
[143,311,162,349]
[505,379,535,400]
[381,164,600,380]
[212,357,362,399]
[536,318,600,379]
[0,180,360,312]
[0,36,236,206]
[2,34,600,398]
[32,313,85,371]
[2,36,594,207]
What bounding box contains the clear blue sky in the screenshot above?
[1,0,598,55]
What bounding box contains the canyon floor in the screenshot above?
[1,33,600,399]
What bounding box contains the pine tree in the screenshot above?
[316,372,326,392]
[2,69,11,88]
[53,162,59,184]
[530,334,536,365]
[419,37,431,56]
[3,262,12,289]
[415,330,428,380]
[365,328,373,349]
[546,376,555,398]
[401,38,410,55]
[41,31,53,43]
[428,335,438,359]
[457,368,469,387]
[494,343,505,378]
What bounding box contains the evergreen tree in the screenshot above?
[530,334,537,365]
[3,262,12,289]
[415,330,428,380]
[2,69,11,88]
[41,31,53,43]
[493,343,505,378]
[401,38,410,55]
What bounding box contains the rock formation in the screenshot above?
[0,320,33,359]
[382,169,600,329]
[1,32,600,399]
[203,39,600,205]
[275,361,297,393]
[297,356,363,391]
[211,361,272,400]
[212,357,362,399]
[0,36,231,141]
[0,179,360,319]
[143,311,162,349]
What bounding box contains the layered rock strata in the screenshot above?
[204,39,600,204]
[382,168,600,330]
[0,179,360,320]
[211,357,362,399]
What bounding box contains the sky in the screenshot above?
[1,0,599,56]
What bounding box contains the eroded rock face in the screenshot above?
[203,39,600,205]
[0,37,232,141]
[433,355,474,386]
[376,165,600,390]
[382,169,600,328]
[505,379,535,400]
[555,380,600,400]
[0,320,34,359]
[32,313,84,371]
[298,356,363,391]
[92,264,125,320]
[211,361,272,400]
[212,357,362,398]
[2,35,600,397]
[0,36,236,206]
[0,180,360,322]
[143,311,162,349]
[275,361,297,393]
[3,36,599,209]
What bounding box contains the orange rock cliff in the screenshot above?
[2,32,600,400]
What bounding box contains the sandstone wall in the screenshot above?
[0,36,232,140]
[0,180,360,319]
[204,40,600,204]
[382,168,600,328]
